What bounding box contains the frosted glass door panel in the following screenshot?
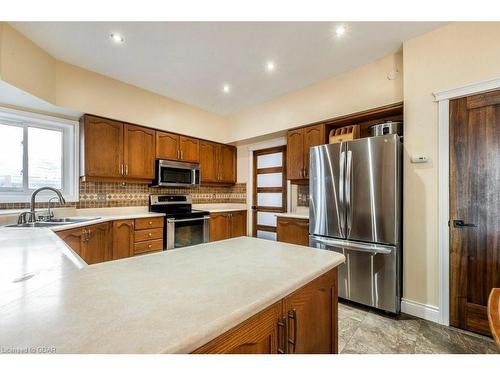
[257,173,282,187]
[257,211,277,227]
[257,193,282,207]
[257,230,277,241]
[257,152,282,169]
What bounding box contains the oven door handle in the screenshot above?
[167,216,210,223]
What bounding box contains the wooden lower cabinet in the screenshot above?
[276,217,309,246]
[193,268,338,354]
[133,217,164,255]
[210,210,247,242]
[112,220,134,260]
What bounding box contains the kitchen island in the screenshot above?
[0,234,344,354]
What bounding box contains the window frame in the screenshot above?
[0,107,79,203]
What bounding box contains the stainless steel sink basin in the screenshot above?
[5,217,100,228]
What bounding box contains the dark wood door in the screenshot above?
[219,144,236,184]
[200,140,219,183]
[112,220,134,260]
[56,227,85,257]
[124,124,155,179]
[276,217,309,246]
[283,268,338,354]
[179,136,199,162]
[210,213,230,241]
[286,128,304,180]
[303,124,325,178]
[83,223,111,265]
[230,211,247,237]
[450,90,500,336]
[83,116,123,178]
[155,131,179,160]
[192,301,283,354]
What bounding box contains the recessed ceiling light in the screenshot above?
[110,33,124,44]
[266,61,276,72]
[335,25,346,37]
[222,84,231,94]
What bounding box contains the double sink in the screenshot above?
[6,217,100,228]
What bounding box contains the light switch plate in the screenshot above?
[96,193,107,202]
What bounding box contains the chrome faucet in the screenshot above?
[18,187,66,224]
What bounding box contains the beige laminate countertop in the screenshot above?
[275,212,309,220]
[193,203,247,213]
[0,236,344,354]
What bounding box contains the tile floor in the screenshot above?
[338,301,499,354]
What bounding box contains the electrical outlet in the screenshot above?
[96,193,107,202]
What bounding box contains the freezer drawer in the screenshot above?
[309,235,400,313]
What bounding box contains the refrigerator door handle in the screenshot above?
[309,235,393,255]
[339,150,346,237]
[346,150,353,236]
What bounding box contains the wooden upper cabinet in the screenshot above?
[286,124,325,180]
[179,136,199,162]
[123,124,155,180]
[286,128,304,180]
[219,144,236,184]
[112,220,135,260]
[82,116,124,178]
[156,131,179,160]
[200,140,219,183]
[303,124,325,178]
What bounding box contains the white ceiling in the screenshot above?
[10,22,444,115]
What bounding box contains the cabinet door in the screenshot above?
[83,223,112,265]
[83,116,123,178]
[286,128,304,180]
[210,213,230,241]
[219,145,236,184]
[156,131,180,160]
[179,136,200,162]
[276,217,309,246]
[123,124,156,179]
[56,227,85,257]
[303,124,325,178]
[230,211,247,238]
[200,140,219,183]
[112,220,134,260]
[193,301,283,354]
[283,268,338,354]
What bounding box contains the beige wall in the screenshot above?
[402,22,500,307]
[227,52,403,142]
[0,23,229,142]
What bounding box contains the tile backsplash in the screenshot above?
[297,185,310,207]
[0,181,246,210]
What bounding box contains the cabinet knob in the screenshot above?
[148,244,152,248]
[148,232,152,237]
[149,221,153,225]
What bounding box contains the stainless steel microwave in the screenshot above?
[152,160,200,187]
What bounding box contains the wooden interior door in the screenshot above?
[179,136,199,162]
[155,131,179,160]
[252,146,287,240]
[450,90,500,336]
[112,220,134,260]
[219,144,236,183]
[83,116,123,178]
[303,124,325,178]
[283,268,338,354]
[124,124,156,179]
[199,140,219,183]
[286,128,304,180]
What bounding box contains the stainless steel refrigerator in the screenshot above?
[309,134,402,313]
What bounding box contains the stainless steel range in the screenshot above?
[308,134,402,313]
[149,194,210,250]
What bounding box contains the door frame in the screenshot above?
[434,76,500,326]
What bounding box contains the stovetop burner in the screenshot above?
[148,194,208,218]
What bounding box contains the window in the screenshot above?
[0,107,79,202]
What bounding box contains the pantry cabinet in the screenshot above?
[156,131,200,163]
[199,140,236,184]
[286,124,325,180]
[209,210,247,242]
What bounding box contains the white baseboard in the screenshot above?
[401,298,441,324]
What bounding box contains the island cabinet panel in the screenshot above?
[286,124,325,181]
[199,140,219,183]
[193,301,283,354]
[210,211,247,241]
[123,124,156,180]
[193,268,338,354]
[179,136,200,162]
[156,131,180,160]
[81,116,124,179]
[112,220,135,260]
[276,217,309,246]
[83,223,112,265]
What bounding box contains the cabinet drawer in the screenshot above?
[135,217,164,230]
[134,239,164,254]
[135,228,163,242]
